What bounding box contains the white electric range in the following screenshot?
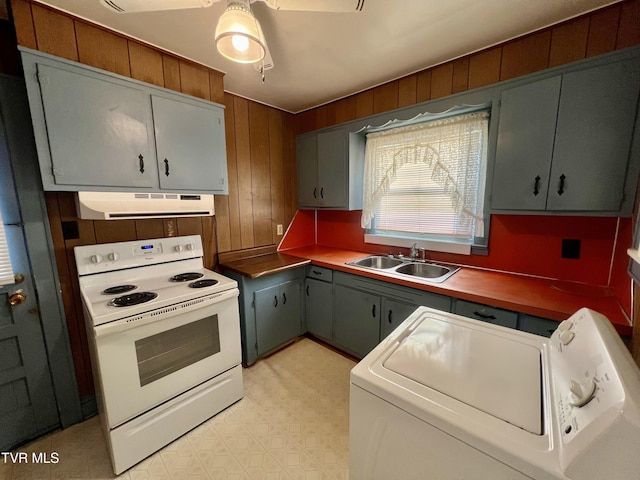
[350,306,640,479]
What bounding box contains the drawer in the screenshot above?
[306,265,333,282]
[518,314,560,337]
[454,300,518,329]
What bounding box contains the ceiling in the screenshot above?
[32,0,620,113]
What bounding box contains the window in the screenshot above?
[361,110,489,254]
[0,208,14,285]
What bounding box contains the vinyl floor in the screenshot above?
[1,338,355,480]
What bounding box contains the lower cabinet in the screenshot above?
[518,314,560,338]
[224,267,304,366]
[305,277,333,341]
[381,298,422,339]
[333,284,381,359]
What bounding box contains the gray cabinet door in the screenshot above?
[305,278,333,341]
[333,284,380,358]
[152,95,228,193]
[317,129,347,208]
[491,76,561,210]
[547,61,640,211]
[254,280,301,357]
[37,64,156,188]
[296,134,318,207]
[380,298,418,340]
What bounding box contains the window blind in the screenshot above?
[362,111,488,243]
[0,208,15,285]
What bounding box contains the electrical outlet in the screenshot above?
[277,224,283,235]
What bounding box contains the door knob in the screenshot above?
[8,289,26,306]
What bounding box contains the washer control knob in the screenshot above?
[557,320,574,332]
[559,329,575,345]
[90,254,103,264]
[569,378,597,407]
[174,245,184,252]
[107,252,119,261]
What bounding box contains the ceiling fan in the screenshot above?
[100,0,365,76]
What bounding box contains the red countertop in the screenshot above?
[281,245,632,337]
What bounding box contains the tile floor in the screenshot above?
[1,338,356,480]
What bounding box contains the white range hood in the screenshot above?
[76,191,214,220]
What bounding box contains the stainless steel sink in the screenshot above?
[349,255,404,269]
[346,255,460,283]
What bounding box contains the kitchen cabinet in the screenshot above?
[223,267,304,366]
[491,59,640,214]
[20,48,228,194]
[453,299,518,329]
[296,127,364,209]
[518,314,560,338]
[304,265,333,341]
[380,297,421,339]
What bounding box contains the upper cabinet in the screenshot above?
[491,58,640,215]
[296,126,364,209]
[20,48,228,194]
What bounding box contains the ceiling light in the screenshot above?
[215,0,266,64]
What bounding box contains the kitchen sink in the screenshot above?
[349,255,404,269]
[346,255,460,283]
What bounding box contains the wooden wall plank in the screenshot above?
[11,0,36,49]
[315,105,329,129]
[500,31,551,81]
[209,70,225,104]
[249,101,272,246]
[334,96,357,124]
[201,216,217,269]
[373,81,399,114]
[398,75,417,107]
[452,58,469,93]
[234,96,255,249]
[31,4,77,61]
[297,109,316,135]
[416,70,431,103]
[355,89,374,118]
[179,60,210,100]
[93,220,137,243]
[282,112,297,224]
[548,17,589,67]
[176,217,203,237]
[217,94,238,252]
[431,63,453,99]
[162,54,181,91]
[269,108,284,244]
[617,0,640,49]
[134,219,166,239]
[75,22,130,77]
[586,4,621,57]
[128,41,164,87]
[468,47,501,89]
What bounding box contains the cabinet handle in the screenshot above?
[533,175,540,196]
[164,158,170,177]
[138,154,144,174]
[557,174,566,195]
[306,285,310,296]
[320,187,324,199]
[282,292,287,304]
[388,310,392,324]
[313,187,317,199]
[372,304,376,318]
[473,310,497,320]
[312,270,322,276]
[274,295,278,307]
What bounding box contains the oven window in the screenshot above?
[135,315,221,386]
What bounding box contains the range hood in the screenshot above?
[76,192,214,220]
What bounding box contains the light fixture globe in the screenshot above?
[215,0,266,64]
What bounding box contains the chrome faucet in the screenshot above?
[410,243,428,262]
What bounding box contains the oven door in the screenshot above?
[90,288,241,428]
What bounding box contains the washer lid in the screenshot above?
[383,316,542,435]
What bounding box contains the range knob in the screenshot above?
[174,245,184,252]
[569,378,597,407]
[90,254,103,264]
[186,243,194,251]
[108,252,119,261]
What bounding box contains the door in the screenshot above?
[333,285,380,358]
[381,298,418,340]
[152,95,228,192]
[0,159,58,450]
[37,64,156,188]
[317,129,347,208]
[305,278,333,341]
[255,281,301,357]
[296,134,319,207]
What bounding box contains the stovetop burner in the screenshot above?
[109,292,158,307]
[189,279,219,289]
[170,272,204,282]
[102,285,137,295]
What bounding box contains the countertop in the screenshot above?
[280,245,632,337]
[220,252,311,279]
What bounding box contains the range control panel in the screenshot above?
[549,308,640,477]
[75,235,203,275]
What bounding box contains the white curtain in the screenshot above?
[361,111,488,237]
[0,208,14,285]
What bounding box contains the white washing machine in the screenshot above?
[350,307,640,480]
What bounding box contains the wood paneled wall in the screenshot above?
[9,0,296,398]
[296,0,640,134]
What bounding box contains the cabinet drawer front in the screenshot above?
[306,265,333,282]
[454,300,517,329]
[518,314,559,338]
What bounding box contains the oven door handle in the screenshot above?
[93,288,239,338]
